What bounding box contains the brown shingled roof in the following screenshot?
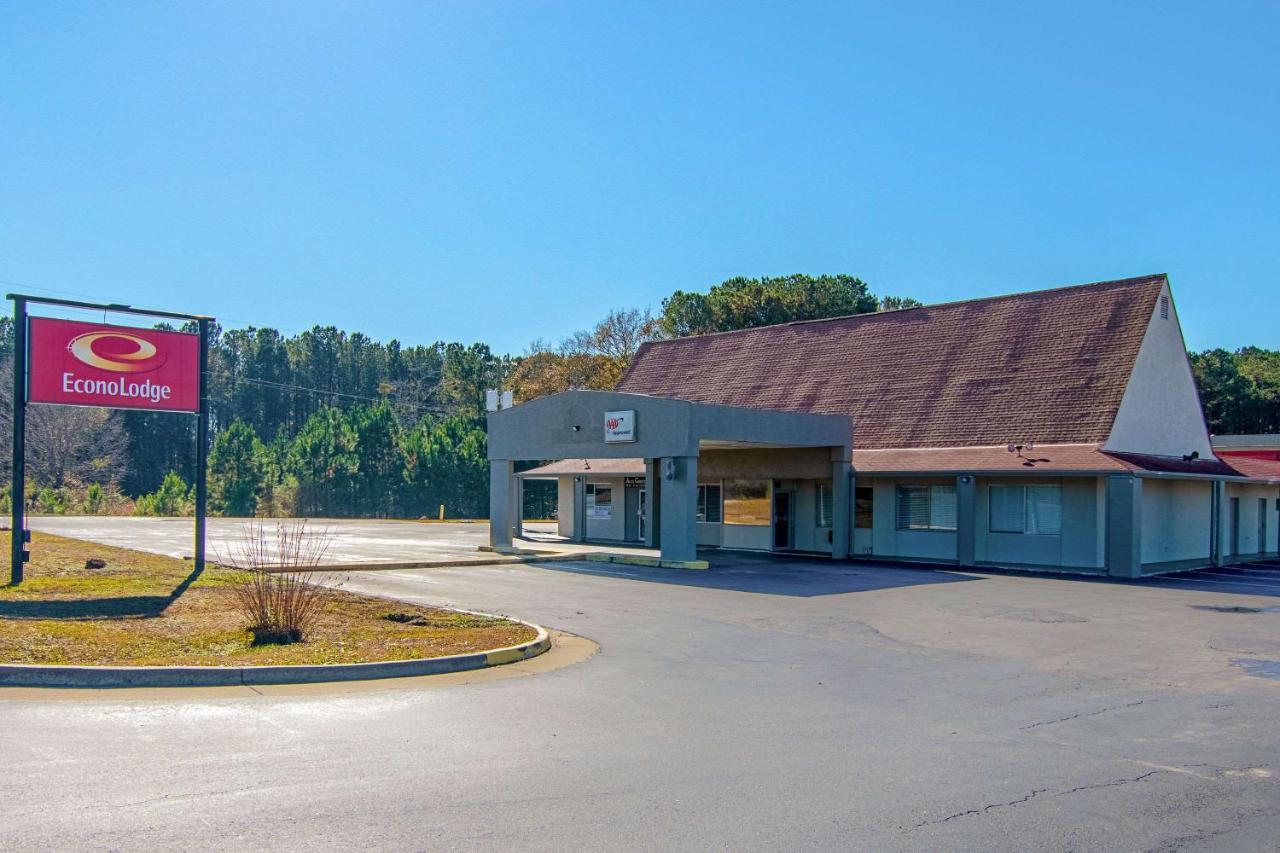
[852,444,1127,474]
[619,275,1167,450]
[851,444,1242,476]
[1217,454,1280,484]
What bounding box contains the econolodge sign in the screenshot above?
[26,317,201,413]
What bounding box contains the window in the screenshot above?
[854,486,874,529]
[723,479,770,526]
[989,485,1062,535]
[586,484,612,519]
[989,485,1024,533]
[816,482,834,528]
[696,483,723,523]
[896,485,956,531]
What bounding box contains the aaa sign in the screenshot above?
[27,317,201,413]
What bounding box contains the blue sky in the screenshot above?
[2,1,1276,353]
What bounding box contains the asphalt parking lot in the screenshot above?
[1146,558,1280,597]
[3,523,1279,851]
[26,515,520,564]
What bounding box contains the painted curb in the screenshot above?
[585,553,710,570]
[0,621,550,689]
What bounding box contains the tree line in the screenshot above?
[0,275,1274,518]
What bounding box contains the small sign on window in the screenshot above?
[604,410,636,443]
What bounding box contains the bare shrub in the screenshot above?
[224,520,334,645]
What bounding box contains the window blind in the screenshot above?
[817,483,834,528]
[990,486,1026,533]
[697,484,723,523]
[896,486,930,529]
[1025,485,1062,535]
[929,485,957,530]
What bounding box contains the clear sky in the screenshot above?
[2,1,1276,354]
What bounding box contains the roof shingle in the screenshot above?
[619,275,1167,450]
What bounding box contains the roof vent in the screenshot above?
[1159,295,1169,320]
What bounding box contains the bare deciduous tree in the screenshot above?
[0,359,127,488]
[509,308,664,403]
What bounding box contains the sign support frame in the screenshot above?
[6,293,214,585]
[10,297,27,584]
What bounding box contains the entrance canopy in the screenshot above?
[488,390,854,563]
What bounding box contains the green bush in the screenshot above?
[35,487,64,515]
[134,472,194,517]
[83,483,105,514]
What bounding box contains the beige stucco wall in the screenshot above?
[556,477,575,538]
[584,476,628,541]
[1223,482,1280,557]
[1105,281,1214,459]
[554,475,633,541]
[699,447,833,480]
[1140,478,1212,566]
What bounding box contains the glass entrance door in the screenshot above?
[638,489,646,541]
[1260,498,1268,555]
[773,491,793,550]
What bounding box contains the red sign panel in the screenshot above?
[27,317,201,413]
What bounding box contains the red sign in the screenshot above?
[27,317,201,413]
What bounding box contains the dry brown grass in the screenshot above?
[0,531,536,666]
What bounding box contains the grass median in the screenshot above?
[0,531,536,667]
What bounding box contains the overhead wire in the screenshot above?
[1,278,483,418]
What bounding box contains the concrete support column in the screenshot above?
[830,461,851,560]
[1106,475,1143,578]
[514,478,524,540]
[644,458,659,549]
[488,460,516,549]
[658,456,699,563]
[571,476,587,543]
[956,474,976,567]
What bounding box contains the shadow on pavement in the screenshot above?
[528,549,979,597]
[531,551,1280,599]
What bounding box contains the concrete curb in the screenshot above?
[0,620,551,689]
[248,552,588,573]
[585,552,710,570]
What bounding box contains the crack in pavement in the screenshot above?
[1020,699,1148,730]
[913,789,1049,827]
[1055,769,1166,795]
[911,771,1170,829]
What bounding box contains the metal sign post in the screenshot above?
[10,296,28,583]
[6,294,213,584]
[194,318,210,572]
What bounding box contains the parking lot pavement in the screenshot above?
[3,531,1279,852]
[1147,559,1280,596]
[25,516,536,564]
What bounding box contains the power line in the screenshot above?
[230,376,452,415]
[0,278,341,339]
[2,277,479,417]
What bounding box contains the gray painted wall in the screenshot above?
[489,390,852,462]
[973,477,1104,570]
[868,477,958,562]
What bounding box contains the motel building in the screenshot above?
[488,275,1280,576]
